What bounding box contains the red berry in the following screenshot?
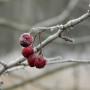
[27,54,37,67]
[34,56,46,69]
[20,33,33,47]
[22,46,34,58]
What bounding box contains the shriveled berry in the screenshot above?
[27,54,37,67]
[22,46,34,58]
[20,33,33,47]
[34,56,46,69]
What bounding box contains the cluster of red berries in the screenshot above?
[19,33,46,69]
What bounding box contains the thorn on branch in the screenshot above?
[61,36,74,42]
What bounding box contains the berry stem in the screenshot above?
[32,33,37,47]
[38,32,43,56]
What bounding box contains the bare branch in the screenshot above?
[2,58,90,75]
[54,35,90,45]
[47,59,90,65]
[0,10,90,75]
[34,10,90,52]
[30,25,61,33]
[0,56,25,75]
[62,10,90,30]
[2,63,80,90]
[45,56,62,61]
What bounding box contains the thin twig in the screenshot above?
[47,59,90,65]
[53,35,90,45]
[2,58,90,74]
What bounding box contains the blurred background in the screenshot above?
[0,0,90,90]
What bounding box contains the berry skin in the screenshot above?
[22,46,34,58]
[20,33,33,47]
[34,56,46,69]
[27,54,37,67]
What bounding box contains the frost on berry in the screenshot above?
[34,56,46,69]
[27,54,37,67]
[22,46,34,58]
[20,33,33,47]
